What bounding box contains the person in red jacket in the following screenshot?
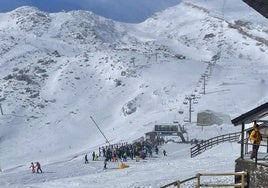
[35,162,43,173]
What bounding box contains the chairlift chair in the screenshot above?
[183,100,188,105]
[196,95,201,99]
[178,109,184,114]
[183,118,189,122]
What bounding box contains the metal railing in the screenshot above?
[241,137,268,165]
[190,132,240,158]
[161,171,247,188]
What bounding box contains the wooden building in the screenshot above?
[231,102,268,187]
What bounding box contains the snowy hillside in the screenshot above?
[0,0,268,187]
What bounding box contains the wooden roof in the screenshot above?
[231,102,268,126]
[242,0,268,19]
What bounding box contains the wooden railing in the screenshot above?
[190,132,240,158]
[161,171,247,188]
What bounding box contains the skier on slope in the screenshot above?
[104,158,108,169]
[35,161,43,173]
[29,162,35,173]
[92,151,96,161]
[85,154,89,163]
[163,149,167,156]
[155,146,159,155]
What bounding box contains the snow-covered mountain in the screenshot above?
[0,0,267,187]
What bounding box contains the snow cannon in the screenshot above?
[118,163,129,169]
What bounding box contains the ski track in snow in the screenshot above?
[0,143,241,188]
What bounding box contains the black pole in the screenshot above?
[189,98,192,123]
[241,122,245,159]
[255,146,258,166]
[0,104,3,115]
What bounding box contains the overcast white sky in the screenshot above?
[0,0,182,23]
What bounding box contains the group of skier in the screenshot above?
[83,136,167,169]
[28,136,167,174]
[29,162,42,173]
[84,151,99,164]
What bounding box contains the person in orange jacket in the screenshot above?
[250,121,262,160]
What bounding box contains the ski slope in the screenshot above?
[0,0,267,187]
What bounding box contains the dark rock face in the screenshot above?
[235,158,268,187]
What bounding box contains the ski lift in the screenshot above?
[178,109,184,114]
[196,95,201,99]
[183,100,188,105]
[183,118,189,122]
[193,100,198,104]
[190,94,195,98]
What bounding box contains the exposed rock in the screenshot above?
[204,33,215,39]
[122,99,137,116]
[114,79,122,87]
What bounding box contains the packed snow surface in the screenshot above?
[0,0,267,187]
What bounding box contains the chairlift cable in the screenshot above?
[218,0,226,64]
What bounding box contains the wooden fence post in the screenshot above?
[176,180,180,188]
[241,171,245,188]
[196,173,200,188]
